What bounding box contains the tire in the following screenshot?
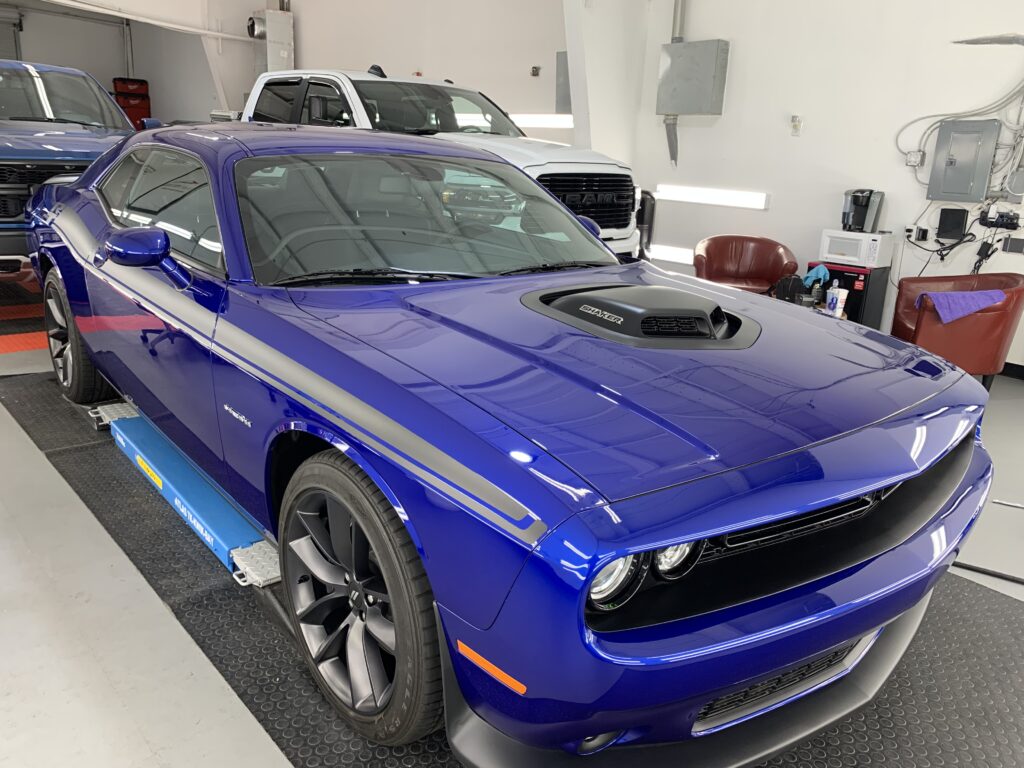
[43,270,115,404]
[278,450,443,745]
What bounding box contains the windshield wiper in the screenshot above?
[5,116,107,128]
[498,261,615,276]
[271,267,480,286]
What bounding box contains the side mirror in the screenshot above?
[140,117,163,130]
[104,227,170,268]
[579,216,602,239]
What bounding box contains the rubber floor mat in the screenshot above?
[2,371,1023,768]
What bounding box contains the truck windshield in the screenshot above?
[0,64,131,130]
[235,153,618,285]
[351,80,523,137]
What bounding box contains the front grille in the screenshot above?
[0,196,27,219]
[0,162,91,221]
[641,315,703,337]
[699,486,896,563]
[697,641,858,725]
[536,173,634,230]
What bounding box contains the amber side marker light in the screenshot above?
[457,640,527,695]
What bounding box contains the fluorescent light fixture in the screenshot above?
[655,184,769,210]
[647,244,695,264]
[511,114,574,129]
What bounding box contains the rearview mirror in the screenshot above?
[140,117,163,130]
[104,227,170,268]
[579,216,602,238]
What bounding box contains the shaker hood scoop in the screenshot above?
[292,267,962,502]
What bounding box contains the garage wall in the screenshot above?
[628,0,1024,283]
[292,0,570,141]
[16,8,127,88]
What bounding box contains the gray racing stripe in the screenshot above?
[52,206,548,545]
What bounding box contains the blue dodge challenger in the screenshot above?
[28,124,992,766]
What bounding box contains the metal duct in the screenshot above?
[671,0,686,43]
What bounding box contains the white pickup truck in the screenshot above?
[239,68,641,256]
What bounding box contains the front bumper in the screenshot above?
[437,435,992,764]
[444,591,931,768]
[604,228,640,257]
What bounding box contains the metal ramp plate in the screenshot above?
[111,415,263,570]
[88,401,139,430]
[231,540,281,587]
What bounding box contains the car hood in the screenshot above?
[434,133,630,173]
[290,265,964,503]
[0,120,129,160]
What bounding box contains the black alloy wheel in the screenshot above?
[42,270,114,404]
[284,487,398,713]
[44,279,73,389]
[279,451,443,744]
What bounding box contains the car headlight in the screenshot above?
[588,554,645,611]
[653,540,703,580]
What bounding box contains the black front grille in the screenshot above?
[699,486,894,562]
[697,641,858,724]
[641,315,703,337]
[0,162,90,221]
[0,163,89,186]
[536,173,634,230]
[0,195,28,219]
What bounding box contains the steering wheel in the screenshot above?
[460,126,484,133]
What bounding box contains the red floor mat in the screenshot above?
[0,331,47,353]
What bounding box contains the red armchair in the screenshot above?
[892,272,1024,389]
[694,235,799,294]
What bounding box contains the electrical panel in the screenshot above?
[926,119,1000,203]
[657,40,730,116]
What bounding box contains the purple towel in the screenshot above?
[916,289,1006,324]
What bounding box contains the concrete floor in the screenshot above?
[0,350,1021,767]
[0,368,291,767]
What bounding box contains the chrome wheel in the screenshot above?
[284,488,397,714]
[43,283,72,387]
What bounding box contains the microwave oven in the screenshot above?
[818,229,894,269]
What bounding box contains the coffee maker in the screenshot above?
[842,189,884,233]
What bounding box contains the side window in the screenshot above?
[114,149,223,271]
[300,81,354,127]
[252,79,302,123]
[98,148,150,215]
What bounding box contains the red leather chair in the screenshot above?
[694,235,799,294]
[892,272,1024,389]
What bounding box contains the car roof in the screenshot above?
[264,68,470,90]
[142,122,503,163]
[0,58,91,77]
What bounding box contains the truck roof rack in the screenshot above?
[367,64,387,78]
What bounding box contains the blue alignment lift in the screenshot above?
[96,404,280,586]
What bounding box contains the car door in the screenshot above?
[86,145,229,487]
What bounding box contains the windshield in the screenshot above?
[235,153,618,284]
[351,80,523,137]
[0,64,131,130]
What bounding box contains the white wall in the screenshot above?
[17,8,127,88]
[629,0,1024,275]
[292,0,571,142]
[563,0,646,164]
[611,0,1024,361]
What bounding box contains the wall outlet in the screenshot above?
[915,227,929,241]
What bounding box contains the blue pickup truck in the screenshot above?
[0,59,132,291]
